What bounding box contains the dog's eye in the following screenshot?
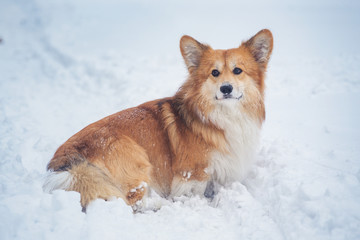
[211,69,220,77]
[233,67,242,75]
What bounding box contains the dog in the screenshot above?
[43,29,273,211]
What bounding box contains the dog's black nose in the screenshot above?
[220,84,233,95]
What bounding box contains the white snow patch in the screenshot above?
[129,181,148,193]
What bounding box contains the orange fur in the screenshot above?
[44,29,273,210]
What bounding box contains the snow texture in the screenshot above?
[1,0,360,239]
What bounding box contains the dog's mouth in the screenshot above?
[215,93,243,101]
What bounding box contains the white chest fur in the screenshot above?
[169,104,261,198]
[207,105,261,185]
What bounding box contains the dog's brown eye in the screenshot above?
[212,69,220,77]
[233,67,242,75]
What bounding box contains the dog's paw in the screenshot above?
[126,182,147,206]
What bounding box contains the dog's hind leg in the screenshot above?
[91,135,152,209]
[44,160,125,212]
[44,135,152,211]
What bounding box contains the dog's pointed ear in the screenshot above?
[244,29,273,70]
[180,35,209,73]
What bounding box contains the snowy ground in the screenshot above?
[1,0,360,239]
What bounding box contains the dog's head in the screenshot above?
[178,30,273,127]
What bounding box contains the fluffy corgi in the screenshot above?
[43,29,273,211]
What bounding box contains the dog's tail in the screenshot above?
[43,155,124,211]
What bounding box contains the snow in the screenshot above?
[130,182,147,193]
[1,0,360,239]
